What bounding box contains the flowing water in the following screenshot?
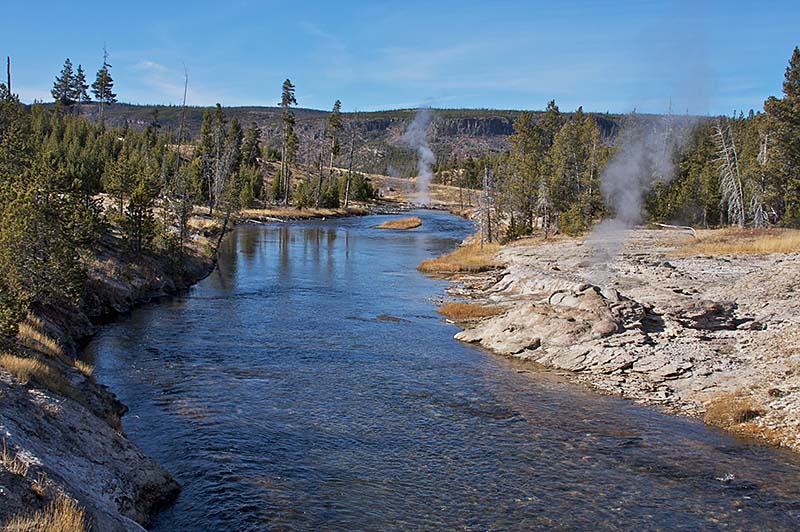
[88,210,800,531]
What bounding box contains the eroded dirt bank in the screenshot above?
[445,229,800,450]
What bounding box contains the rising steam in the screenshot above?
[587,114,697,276]
[402,108,435,205]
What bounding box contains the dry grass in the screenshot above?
[17,318,65,362]
[0,354,49,386]
[0,353,71,396]
[2,440,30,477]
[507,233,570,247]
[73,360,93,378]
[31,472,49,498]
[675,228,800,257]
[240,206,367,220]
[437,302,503,321]
[3,493,89,532]
[448,207,474,219]
[418,241,502,274]
[374,216,422,230]
[704,392,764,429]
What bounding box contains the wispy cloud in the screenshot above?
[299,21,354,82]
[129,59,221,106]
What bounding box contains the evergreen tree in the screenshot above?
[241,122,262,168]
[122,174,158,255]
[327,99,343,179]
[279,78,297,205]
[51,58,76,106]
[74,65,91,104]
[764,47,800,225]
[92,46,117,123]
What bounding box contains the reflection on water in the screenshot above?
[88,211,800,531]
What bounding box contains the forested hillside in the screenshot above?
[62,103,626,177]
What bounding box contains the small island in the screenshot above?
[374,216,422,230]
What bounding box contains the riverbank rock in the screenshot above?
[0,369,179,531]
[0,221,216,528]
[445,228,800,451]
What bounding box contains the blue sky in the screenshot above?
[2,0,798,114]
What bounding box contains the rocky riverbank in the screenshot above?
[442,228,800,451]
[0,202,397,530]
[0,221,216,530]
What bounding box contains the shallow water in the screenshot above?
[88,210,800,531]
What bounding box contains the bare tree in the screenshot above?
[749,129,772,227]
[480,166,494,245]
[714,120,745,228]
[536,180,552,238]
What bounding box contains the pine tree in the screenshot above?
[74,65,91,104]
[92,46,117,123]
[51,58,76,106]
[279,79,297,205]
[764,47,800,225]
[241,122,262,168]
[327,99,343,181]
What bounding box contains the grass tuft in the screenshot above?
[418,241,501,274]
[0,353,72,397]
[675,228,800,256]
[3,493,89,532]
[2,439,30,477]
[704,392,764,429]
[0,354,48,386]
[437,302,503,321]
[374,216,422,230]
[73,360,93,378]
[17,318,66,362]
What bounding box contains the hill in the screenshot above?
[65,103,629,175]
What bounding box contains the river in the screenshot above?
[87,210,800,531]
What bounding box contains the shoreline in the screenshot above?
[0,203,391,530]
[433,228,800,452]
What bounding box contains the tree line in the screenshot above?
[470,47,800,240]
[51,46,117,121]
[0,72,376,335]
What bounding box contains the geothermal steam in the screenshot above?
[588,115,696,276]
[402,108,435,205]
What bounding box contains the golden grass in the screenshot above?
[17,318,65,362]
[437,302,503,321]
[2,439,30,477]
[0,353,71,396]
[0,354,49,386]
[374,216,422,230]
[73,360,93,378]
[675,228,800,257]
[448,207,474,219]
[240,206,367,220]
[3,493,88,532]
[704,392,764,429]
[418,241,502,274]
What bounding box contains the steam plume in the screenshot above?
[588,114,696,275]
[402,108,435,205]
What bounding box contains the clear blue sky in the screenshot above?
[2,0,798,114]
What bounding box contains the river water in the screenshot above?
[88,210,800,531]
